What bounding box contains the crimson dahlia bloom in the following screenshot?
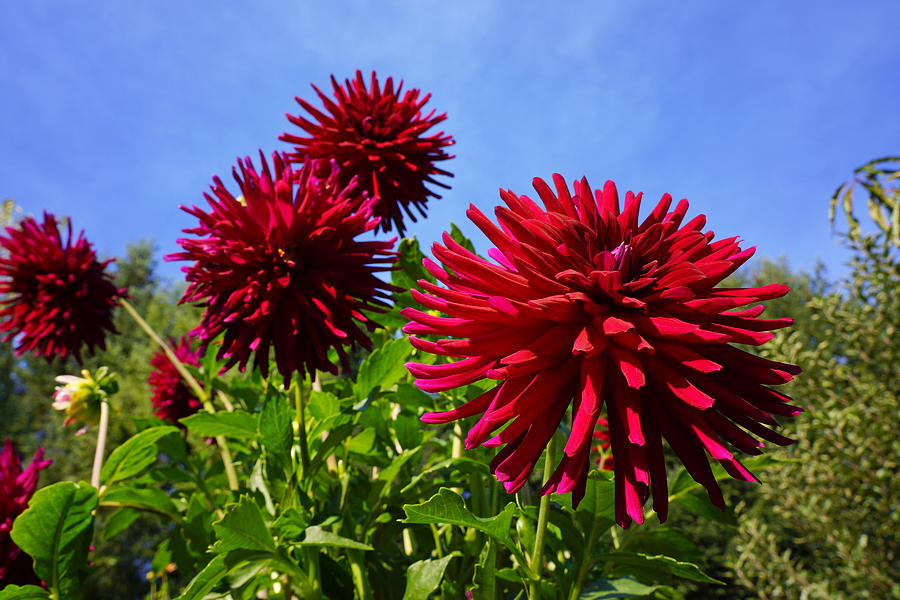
[168,152,397,386]
[404,175,801,527]
[280,70,455,236]
[149,336,203,424]
[0,213,123,363]
[0,439,51,586]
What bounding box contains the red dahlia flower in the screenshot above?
[0,213,124,363]
[168,152,397,386]
[403,175,801,527]
[0,439,51,586]
[149,336,203,424]
[280,70,455,236]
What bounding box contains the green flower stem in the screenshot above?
[90,399,110,489]
[119,298,239,492]
[527,433,557,599]
[568,478,604,600]
[294,381,310,478]
[348,549,373,600]
[452,422,464,460]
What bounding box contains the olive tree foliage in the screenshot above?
[728,164,900,599]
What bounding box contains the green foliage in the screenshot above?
[728,239,900,599]
[10,482,98,600]
[2,231,839,600]
[830,156,900,245]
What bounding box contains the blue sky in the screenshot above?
[2,1,898,284]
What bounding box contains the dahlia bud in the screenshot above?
[52,366,119,434]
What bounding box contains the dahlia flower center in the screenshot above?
[592,241,637,281]
[276,246,304,270]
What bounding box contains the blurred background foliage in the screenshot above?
[1,156,899,598]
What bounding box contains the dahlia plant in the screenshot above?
[1,71,801,600]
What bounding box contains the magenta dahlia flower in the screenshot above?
[0,213,124,363]
[168,152,397,386]
[404,175,801,527]
[280,70,455,236]
[149,336,203,424]
[1,439,51,586]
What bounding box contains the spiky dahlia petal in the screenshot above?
[0,439,52,586]
[168,152,398,386]
[0,213,124,363]
[149,336,203,424]
[280,70,455,236]
[405,175,800,527]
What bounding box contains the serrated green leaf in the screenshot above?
[213,496,276,554]
[296,526,372,550]
[402,554,456,600]
[258,387,292,462]
[10,481,98,600]
[353,337,414,400]
[402,488,517,554]
[173,555,228,600]
[100,426,179,485]
[180,410,258,439]
[0,585,51,600]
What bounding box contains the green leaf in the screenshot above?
[213,496,276,554]
[669,454,791,500]
[100,485,181,522]
[599,552,724,585]
[102,507,141,539]
[449,223,476,253]
[0,586,51,600]
[618,527,703,565]
[551,470,616,536]
[347,427,377,455]
[402,488,517,554]
[402,554,456,600]
[180,410,258,439]
[353,337,414,400]
[296,526,373,551]
[393,237,434,290]
[258,387,292,463]
[580,577,660,599]
[273,508,309,540]
[400,457,490,495]
[367,448,422,512]
[100,425,179,485]
[471,539,499,600]
[173,555,228,600]
[672,489,737,526]
[10,481,98,600]
[308,422,356,475]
